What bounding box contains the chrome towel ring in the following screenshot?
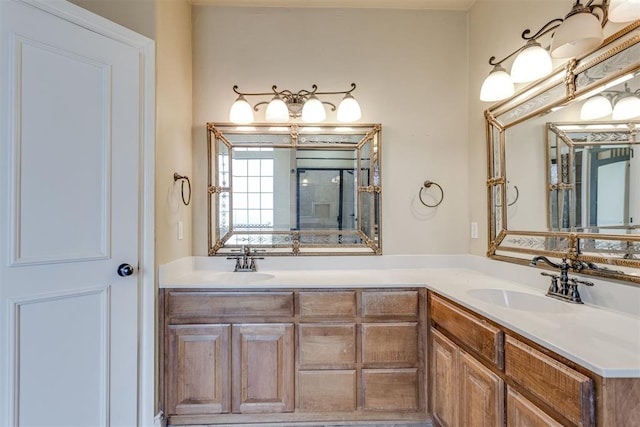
[418,180,444,207]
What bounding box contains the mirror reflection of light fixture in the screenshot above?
[479,0,639,102]
[579,83,640,120]
[229,83,361,124]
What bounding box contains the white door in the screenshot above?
[0,1,155,426]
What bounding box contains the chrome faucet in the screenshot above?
[530,256,594,304]
[227,245,263,272]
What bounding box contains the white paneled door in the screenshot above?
[0,1,155,426]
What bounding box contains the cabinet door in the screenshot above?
[430,328,458,427]
[459,350,504,427]
[166,324,230,415]
[232,323,294,413]
[507,387,563,427]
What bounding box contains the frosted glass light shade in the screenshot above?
[612,96,640,120]
[337,93,362,122]
[229,95,254,124]
[580,95,612,120]
[550,11,603,59]
[511,42,553,83]
[608,0,640,23]
[265,96,289,122]
[301,95,326,122]
[480,65,514,102]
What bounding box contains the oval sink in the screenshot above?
[205,272,275,283]
[466,289,569,313]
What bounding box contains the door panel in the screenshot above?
[0,1,151,425]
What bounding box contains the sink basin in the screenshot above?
[204,272,275,283]
[466,289,569,313]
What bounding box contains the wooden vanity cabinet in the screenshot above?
[163,288,428,426]
[428,291,640,427]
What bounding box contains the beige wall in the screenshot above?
[155,0,194,265]
[68,0,157,39]
[192,6,470,256]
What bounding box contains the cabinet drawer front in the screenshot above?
[430,294,503,368]
[362,369,420,411]
[299,291,356,318]
[362,323,418,366]
[507,387,563,427]
[167,292,294,319]
[298,370,357,412]
[362,290,419,317]
[505,336,593,427]
[299,324,356,368]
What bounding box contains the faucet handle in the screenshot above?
[571,278,594,287]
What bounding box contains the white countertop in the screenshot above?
[160,256,640,378]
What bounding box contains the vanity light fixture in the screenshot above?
[480,0,638,102]
[229,83,362,124]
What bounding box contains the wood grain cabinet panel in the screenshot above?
[362,369,419,411]
[430,328,458,427]
[167,292,294,320]
[362,290,419,317]
[505,336,593,427]
[362,322,418,366]
[459,350,504,427]
[298,291,356,318]
[507,387,563,427]
[298,324,356,369]
[430,294,503,368]
[298,370,357,412]
[166,324,230,415]
[232,323,294,414]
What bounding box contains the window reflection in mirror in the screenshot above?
[207,123,382,255]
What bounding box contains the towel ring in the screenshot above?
[418,180,444,207]
[174,173,191,206]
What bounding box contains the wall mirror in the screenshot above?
[207,123,382,255]
[486,22,640,284]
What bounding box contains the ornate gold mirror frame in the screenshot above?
[207,123,382,256]
[485,21,640,284]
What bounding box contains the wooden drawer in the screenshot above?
[505,336,593,427]
[167,291,294,320]
[362,290,419,317]
[429,294,503,368]
[298,324,356,368]
[298,370,357,412]
[298,291,356,318]
[362,322,418,366]
[362,368,420,411]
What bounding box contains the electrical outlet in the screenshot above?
[178,221,184,240]
[471,222,478,239]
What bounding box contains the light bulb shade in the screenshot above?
[480,65,514,102]
[580,95,612,120]
[612,95,640,120]
[550,11,603,59]
[229,95,254,124]
[301,95,326,122]
[510,43,553,83]
[608,0,640,23]
[337,93,362,122]
[265,96,289,122]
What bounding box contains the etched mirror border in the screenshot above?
[207,123,382,256]
[486,21,640,284]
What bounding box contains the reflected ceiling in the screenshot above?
[191,0,478,10]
